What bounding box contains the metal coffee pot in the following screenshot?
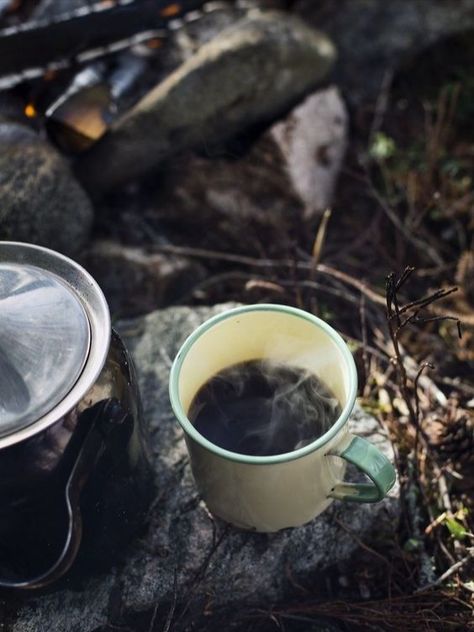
[0,241,154,591]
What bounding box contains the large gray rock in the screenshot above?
[296,0,474,102]
[0,122,93,255]
[76,11,336,192]
[12,305,399,632]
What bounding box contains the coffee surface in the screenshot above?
[188,360,341,456]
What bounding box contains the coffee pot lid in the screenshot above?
[0,260,91,437]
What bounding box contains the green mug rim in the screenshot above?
[169,304,358,464]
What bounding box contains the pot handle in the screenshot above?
[0,407,109,591]
[327,433,396,503]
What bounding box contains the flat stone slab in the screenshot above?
[12,305,399,632]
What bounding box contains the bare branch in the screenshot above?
[415,550,474,594]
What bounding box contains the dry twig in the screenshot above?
[415,549,474,594]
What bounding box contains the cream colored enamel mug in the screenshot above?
[169,305,396,532]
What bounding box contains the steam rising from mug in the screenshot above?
[188,359,341,457]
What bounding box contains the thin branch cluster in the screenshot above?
[385,266,461,430]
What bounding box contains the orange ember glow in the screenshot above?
[24,104,37,118]
[160,3,181,17]
[146,38,164,49]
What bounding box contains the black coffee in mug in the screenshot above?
[188,360,341,457]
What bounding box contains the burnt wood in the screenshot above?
[0,0,208,80]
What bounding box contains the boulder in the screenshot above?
[0,122,93,255]
[11,304,399,632]
[76,11,336,192]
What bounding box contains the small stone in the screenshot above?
[270,87,348,219]
[0,122,93,255]
[11,304,399,632]
[77,11,336,192]
[81,240,206,317]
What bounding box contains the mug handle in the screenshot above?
[327,433,396,503]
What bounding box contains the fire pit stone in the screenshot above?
[0,121,93,255]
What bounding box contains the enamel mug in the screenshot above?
[169,304,396,532]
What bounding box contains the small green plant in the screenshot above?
[369,131,396,161]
